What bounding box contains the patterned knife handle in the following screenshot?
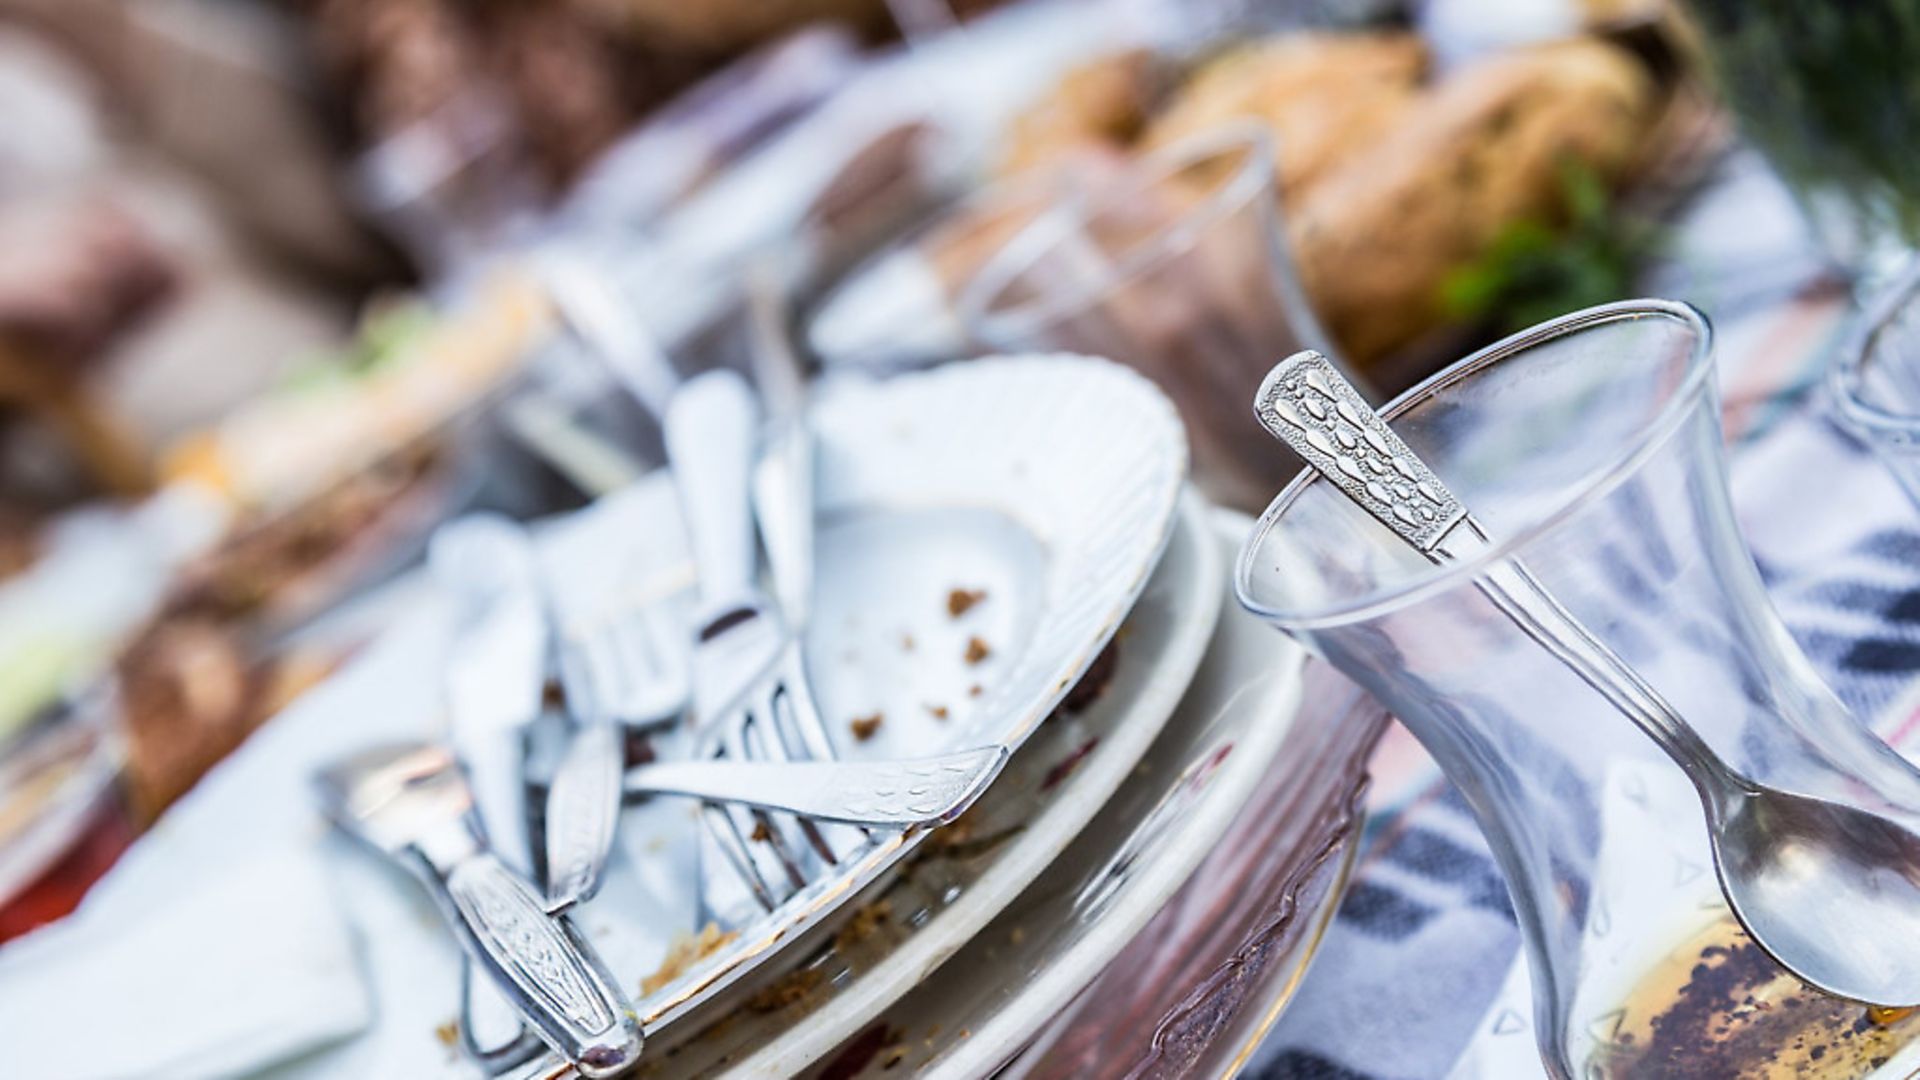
[1253,351,1467,553]
[431,849,643,1078]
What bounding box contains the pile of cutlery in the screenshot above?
[312,271,1002,1076]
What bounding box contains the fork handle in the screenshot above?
[416,843,643,1078]
[543,724,626,911]
[666,370,763,625]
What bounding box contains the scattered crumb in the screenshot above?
[642,923,738,995]
[746,963,826,1012]
[1009,926,1026,945]
[946,588,987,618]
[850,712,885,741]
[541,679,567,709]
[751,821,772,843]
[433,1019,459,1049]
[900,632,916,652]
[925,703,949,720]
[883,1047,909,1070]
[834,900,894,954]
[960,1028,972,1039]
[968,683,984,698]
[964,637,992,665]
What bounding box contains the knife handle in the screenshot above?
[666,369,762,626]
[430,848,644,1078]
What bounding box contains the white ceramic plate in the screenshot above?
[583,491,1221,1076]
[492,354,1190,1071]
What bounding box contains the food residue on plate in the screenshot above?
[850,712,884,741]
[946,587,987,618]
[751,820,772,843]
[900,632,916,653]
[745,962,826,1013]
[641,922,738,996]
[834,899,894,954]
[925,703,949,720]
[968,683,983,698]
[964,636,992,665]
[433,1019,459,1049]
[815,1023,901,1080]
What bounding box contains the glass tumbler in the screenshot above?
[1236,300,1920,1078]
[956,121,1346,512]
[1832,259,1920,505]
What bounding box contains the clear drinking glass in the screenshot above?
[1236,300,1920,1078]
[1832,259,1920,505]
[956,121,1346,512]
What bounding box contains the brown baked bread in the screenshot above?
[1288,37,1657,365]
[996,49,1169,179]
[1140,32,1428,199]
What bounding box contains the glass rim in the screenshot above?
[1830,255,1920,445]
[956,119,1278,344]
[1233,299,1717,631]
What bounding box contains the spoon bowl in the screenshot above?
[1715,786,1920,1006]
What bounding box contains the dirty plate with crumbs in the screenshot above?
[482,354,1189,1079]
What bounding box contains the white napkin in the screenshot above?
[0,851,368,1079]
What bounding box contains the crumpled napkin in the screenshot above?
[0,850,369,1079]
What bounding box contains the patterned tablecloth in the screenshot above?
[1245,148,1913,1079]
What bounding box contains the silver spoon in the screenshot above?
[1255,349,1920,1007]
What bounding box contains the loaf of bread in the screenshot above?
[1141,32,1428,199]
[1288,38,1656,365]
[997,49,1168,179]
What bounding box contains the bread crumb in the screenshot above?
[1010,926,1026,945]
[968,683,984,698]
[946,588,987,618]
[642,923,737,995]
[834,899,894,954]
[746,964,826,1012]
[964,637,992,665]
[433,1019,459,1048]
[751,820,772,842]
[850,712,884,741]
[883,1046,909,1069]
[925,703,949,720]
[900,632,916,652]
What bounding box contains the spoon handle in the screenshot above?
[1254,351,1739,795]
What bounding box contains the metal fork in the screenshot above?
[665,370,839,920]
[543,545,692,911]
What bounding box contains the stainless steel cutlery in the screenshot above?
[430,515,552,1071]
[314,742,643,1078]
[624,747,1005,826]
